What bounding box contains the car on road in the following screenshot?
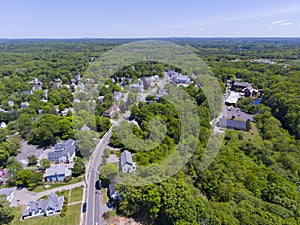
[95,180,101,190]
[82,202,87,213]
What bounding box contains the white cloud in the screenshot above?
[282,22,293,26]
[272,20,283,24]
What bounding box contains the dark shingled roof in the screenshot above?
[218,118,247,131]
[108,178,122,198]
[233,81,252,88]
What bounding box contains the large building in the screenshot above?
[22,193,64,220]
[48,139,77,163]
[120,150,136,173]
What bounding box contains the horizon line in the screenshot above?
[1,36,300,40]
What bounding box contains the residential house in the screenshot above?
[22,193,64,220]
[142,75,159,89]
[113,91,122,102]
[8,101,14,107]
[120,150,136,173]
[53,83,61,89]
[31,79,43,91]
[108,178,122,200]
[128,79,144,92]
[0,122,7,129]
[98,96,105,103]
[20,102,30,108]
[167,70,179,76]
[23,90,33,95]
[48,139,77,163]
[75,74,81,81]
[242,86,259,97]
[60,107,74,116]
[0,188,14,202]
[225,92,241,107]
[103,105,117,119]
[218,118,247,131]
[53,78,62,89]
[45,165,72,182]
[73,99,81,103]
[0,169,7,184]
[70,79,77,84]
[155,89,168,100]
[170,74,190,84]
[54,78,62,83]
[231,81,252,91]
[78,82,85,89]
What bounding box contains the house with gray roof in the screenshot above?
[108,178,122,200]
[0,188,14,202]
[120,150,136,173]
[113,91,122,101]
[22,193,64,220]
[45,165,72,182]
[170,74,191,84]
[48,139,77,163]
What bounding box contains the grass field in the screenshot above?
[70,187,83,203]
[10,203,81,225]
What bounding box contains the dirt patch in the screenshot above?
[103,216,145,225]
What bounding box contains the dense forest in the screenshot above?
[0,38,299,224]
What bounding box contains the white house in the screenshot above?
[22,193,64,220]
[0,122,7,129]
[120,150,136,173]
[45,165,72,182]
[48,139,77,163]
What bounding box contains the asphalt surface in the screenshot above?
[11,182,84,207]
[85,129,113,225]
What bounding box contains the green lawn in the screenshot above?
[32,176,84,193]
[10,204,81,225]
[102,188,108,203]
[70,187,83,203]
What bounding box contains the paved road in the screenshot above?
[84,75,167,225]
[11,181,84,207]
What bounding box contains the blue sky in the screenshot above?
[1,0,300,38]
